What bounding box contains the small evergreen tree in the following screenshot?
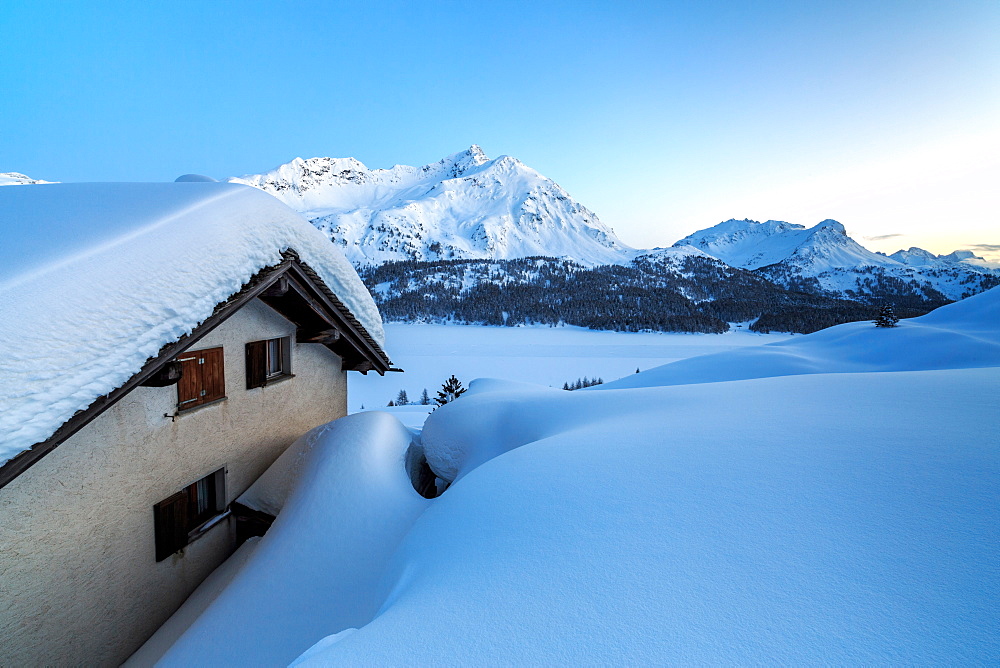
[395,389,409,405]
[387,400,395,407]
[435,375,467,406]
[874,304,899,328]
[420,388,431,405]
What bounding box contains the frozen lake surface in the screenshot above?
[350,324,793,412]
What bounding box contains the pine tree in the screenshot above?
[395,389,409,405]
[387,400,395,407]
[435,375,467,406]
[874,304,899,328]
[562,382,570,391]
[420,388,431,405]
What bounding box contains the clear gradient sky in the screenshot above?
[2,1,997,260]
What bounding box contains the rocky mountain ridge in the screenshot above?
[227,146,631,267]
[675,217,997,302]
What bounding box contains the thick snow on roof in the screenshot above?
[0,182,384,464]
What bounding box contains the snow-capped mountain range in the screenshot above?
[227,146,631,267]
[227,148,996,303]
[7,149,996,310]
[674,217,997,301]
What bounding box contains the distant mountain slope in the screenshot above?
[675,218,998,302]
[228,146,631,267]
[0,172,54,186]
[358,249,919,334]
[675,218,886,271]
[226,150,996,331]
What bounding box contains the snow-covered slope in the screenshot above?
[0,171,53,186]
[228,146,632,267]
[0,183,384,464]
[675,218,998,301]
[142,284,999,664]
[599,286,1000,390]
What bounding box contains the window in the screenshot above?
[266,338,283,378]
[245,337,291,389]
[153,468,226,561]
[175,347,225,410]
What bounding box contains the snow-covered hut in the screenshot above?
[0,181,395,665]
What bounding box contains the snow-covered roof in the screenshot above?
[0,182,385,465]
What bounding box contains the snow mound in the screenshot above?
[307,365,999,664]
[134,412,430,666]
[600,286,1000,390]
[0,182,384,464]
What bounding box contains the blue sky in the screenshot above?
[1,1,997,257]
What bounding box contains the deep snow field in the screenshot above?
[132,289,999,666]
[350,323,793,416]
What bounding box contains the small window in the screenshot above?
[175,347,226,410]
[246,337,291,389]
[266,338,283,378]
[153,468,226,561]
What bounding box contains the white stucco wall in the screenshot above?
[0,299,349,666]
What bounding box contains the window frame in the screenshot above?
[265,337,285,379]
[153,467,227,562]
[246,336,292,389]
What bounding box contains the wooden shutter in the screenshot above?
[245,341,267,389]
[175,353,203,408]
[154,491,189,561]
[176,347,225,410]
[201,347,226,402]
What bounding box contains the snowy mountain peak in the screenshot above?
[230,147,631,267]
[673,218,866,271]
[814,219,846,233]
[428,145,490,178]
[676,217,998,300]
[890,247,939,266]
[890,247,994,274]
[0,172,54,186]
[940,249,980,263]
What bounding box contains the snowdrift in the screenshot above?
[599,286,1000,390]
[0,182,384,463]
[128,412,429,666]
[144,287,998,664]
[308,367,999,664]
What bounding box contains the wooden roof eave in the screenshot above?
[0,253,394,492]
